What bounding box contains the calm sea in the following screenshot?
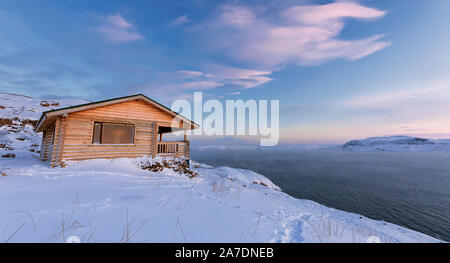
[191,149,450,241]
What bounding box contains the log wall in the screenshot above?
[39,99,190,166]
[40,124,54,161]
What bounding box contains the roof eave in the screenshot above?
[34,114,47,133]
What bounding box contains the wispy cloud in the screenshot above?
[177,65,273,90]
[170,14,191,28]
[178,80,224,90]
[127,65,273,102]
[95,13,143,44]
[280,79,450,143]
[338,85,450,109]
[197,1,390,67]
[331,81,450,138]
[281,2,386,25]
[177,70,211,79]
[220,5,256,26]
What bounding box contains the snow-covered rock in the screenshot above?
[0,92,89,160]
[341,135,450,152]
[0,92,88,121]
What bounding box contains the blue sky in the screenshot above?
[1,0,449,144]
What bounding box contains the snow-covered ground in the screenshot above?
[0,93,442,243]
[337,135,450,152]
[0,155,441,243]
[0,129,441,243]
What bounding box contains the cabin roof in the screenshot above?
[34,94,199,132]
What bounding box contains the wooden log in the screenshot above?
[50,117,61,167]
[152,122,157,158]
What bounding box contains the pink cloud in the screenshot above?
[209,65,273,89]
[176,66,272,91]
[282,2,386,25]
[96,14,143,44]
[199,1,390,66]
[177,70,205,78]
[337,85,450,109]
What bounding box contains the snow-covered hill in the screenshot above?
[0,92,89,160]
[0,93,442,243]
[0,92,88,121]
[341,135,450,152]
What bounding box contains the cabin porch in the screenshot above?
[156,141,189,157]
[156,126,190,158]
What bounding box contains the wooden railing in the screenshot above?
[157,141,188,157]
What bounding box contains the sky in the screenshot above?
[0,0,449,145]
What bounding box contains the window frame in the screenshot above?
[91,121,136,145]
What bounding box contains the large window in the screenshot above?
[92,122,135,145]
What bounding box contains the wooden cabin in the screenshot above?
[34,94,199,167]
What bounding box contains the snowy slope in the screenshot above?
[0,92,89,160]
[341,135,450,152]
[0,93,442,243]
[0,92,88,121]
[0,157,441,243]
